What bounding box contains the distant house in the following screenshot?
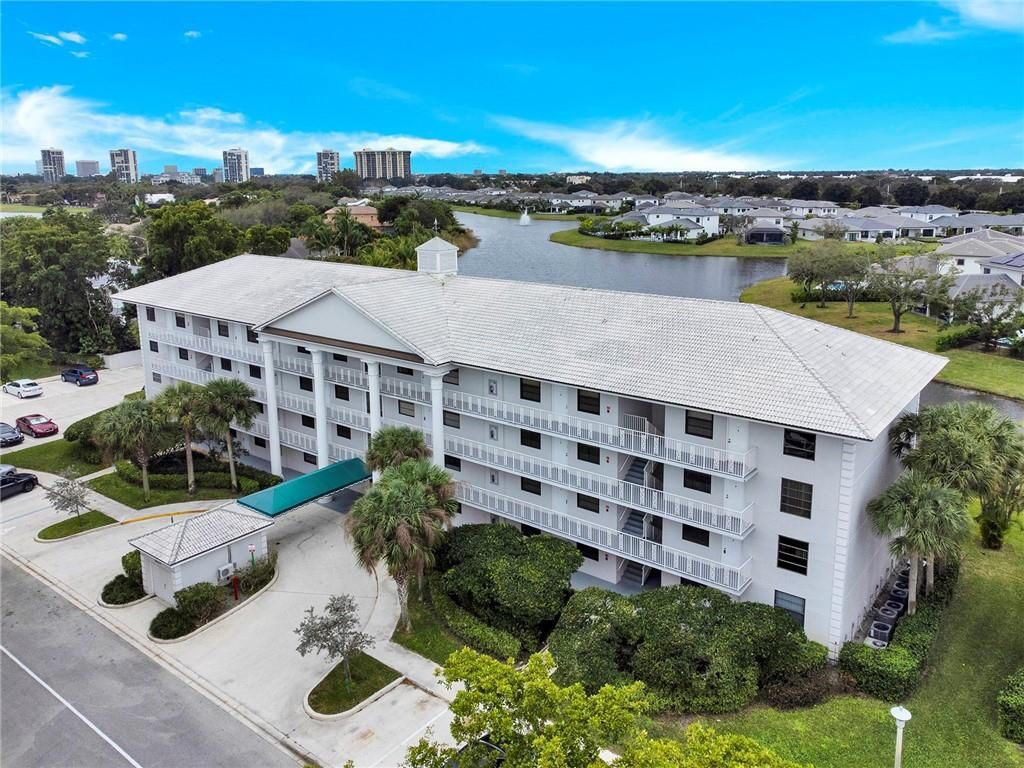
[932,229,1024,275]
[326,203,382,230]
[929,213,1024,237]
[985,251,1024,287]
[779,199,841,216]
[894,204,960,222]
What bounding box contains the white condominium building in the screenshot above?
[354,147,411,179]
[40,148,66,183]
[109,148,139,184]
[222,148,250,183]
[317,149,340,183]
[114,239,946,656]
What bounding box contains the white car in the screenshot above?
[3,379,43,398]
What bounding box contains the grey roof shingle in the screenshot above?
[129,503,274,566]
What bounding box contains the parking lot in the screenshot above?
[1,367,144,447]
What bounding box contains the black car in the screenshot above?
[0,422,24,447]
[0,465,38,499]
[61,366,99,386]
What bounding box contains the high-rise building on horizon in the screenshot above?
[213,168,224,183]
[222,149,250,183]
[163,164,178,174]
[353,147,411,179]
[316,149,340,183]
[192,167,208,177]
[75,160,101,177]
[40,148,66,184]
[35,160,43,175]
[109,148,139,184]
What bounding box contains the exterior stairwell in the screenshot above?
[624,456,647,486]
[622,509,646,537]
[621,560,646,585]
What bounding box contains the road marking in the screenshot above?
[1,644,145,768]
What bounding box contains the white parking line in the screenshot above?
[1,645,145,768]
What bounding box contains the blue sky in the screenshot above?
[2,1,1023,175]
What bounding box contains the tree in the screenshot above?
[329,211,374,259]
[294,594,374,685]
[867,470,966,613]
[787,243,841,308]
[45,470,91,523]
[892,181,929,206]
[867,247,953,332]
[97,398,175,502]
[200,379,259,491]
[821,181,853,204]
[0,302,50,378]
[789,179,818,200]
[244,224,291,256]
[855,185,884,206]
[155,381,207,493]
[145,201,244,278]
[829,248,872,317]
[364,425,431,473]
[948,284,1024,347]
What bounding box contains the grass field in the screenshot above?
[37,510,117,540]
[0,439,109,477]
[391,586,464,665]
[654,524,1024,768]
[0,203,47,213]
[0,360,62,383]
[452,204,587,222]
[87,473,243,509]
[741,277,1024,400]
[306,652,402,715]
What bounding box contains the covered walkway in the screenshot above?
[237,458,370,518]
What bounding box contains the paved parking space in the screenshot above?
[0,366,143,447]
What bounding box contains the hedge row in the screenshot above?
[997,668,1024,743]
[115,460,260,494]
[935,324,981,351]
[839,561,960,701]
[428,573,521,660]
[149,451,281,488]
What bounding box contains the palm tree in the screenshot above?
[867,469,967,614]
[302,220,338,259]
[365,426,431,474]
[386,459,459,525]
[155,381,207,494]
[96,398,175,503]
[346,467,456,631]
[200,378,259,491]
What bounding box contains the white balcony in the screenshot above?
[379,376,431,404]
[445,436,753,537]
[275,354,370,390]
[277,390,371,430]
[242,418,364,462]
[328,443,366,462]
[279,427,317,453]
[150,328,262,364]
[443,391,757,478]
[455,483,752,594]
[381,418,432,445]
[151,359,267,401]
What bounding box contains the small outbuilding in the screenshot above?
[129,503,275,606]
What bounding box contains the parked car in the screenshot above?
[0,422,25,447]
[15,414,58,438]
[0,465,38,500]
[3,379,43,398]
[61,366,99,386]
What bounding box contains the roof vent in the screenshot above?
[416,236,458,276]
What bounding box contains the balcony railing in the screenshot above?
[455,484,752,594]
[328,443,367,462]
[277,390,371,430]
[279,427,317,453]
[443,391,756,478]
[445,436,753,537]
[151,359,266,401]
[242,419,364,462]
[275,354,370,390]
[380,376,431,404]
[150,328,262,364]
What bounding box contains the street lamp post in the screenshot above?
[890,705,912,768]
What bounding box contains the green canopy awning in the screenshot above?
[238,458,370,517]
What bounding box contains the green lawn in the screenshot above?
[307,652,402,715]
[654,526,1024,768]
[0,439,110,477]
[452,204,588,222]
[87,473,242,509]
[391,586,464,665]
[0,360,62,382]
[37,510,117,540]
[0,203,47,213]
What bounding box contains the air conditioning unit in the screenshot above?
[878,606,899,621]
[217,563,235,582]
[870,620,893,642]
[891,586,909,600]
[864,637,889,649]
[883,600,906,616]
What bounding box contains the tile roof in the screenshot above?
[988,251,1024,270]
[129,503,274,566]
[116,255,948,441]
[948,273,1022,300]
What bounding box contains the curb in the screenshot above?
[99,592,155,609]
[34,521,120,543]
[302,673,408,721]
[148,568,280,645]
[120,509,206,525]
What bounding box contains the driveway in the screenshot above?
[1,366,144,447]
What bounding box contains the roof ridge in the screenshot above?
[168,515,190,562]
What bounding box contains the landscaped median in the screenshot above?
[36,509,117,540]
[305,653,403,718]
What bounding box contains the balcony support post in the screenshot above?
[367,362,382,481]
[259,338,283,477]
[312,351,330,469]
[429,374,446,469]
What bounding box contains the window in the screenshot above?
[332,353,348,362]
[777,536,809,575]
[685,411,714,439]
[301,415,316,429]
[520,429,541,449]
[145,307,155,322]
[576,493,600,513]
[488,425,499,441]
[443,411,460,428]
[246,327,258,344]
[229,428,237,438]
[217,322,229,337]
[577,389,601,415]
[149,340,159,353]
[220,358,232,371]
[682,524,710,546]
[983,267,991,275]
[251,400,263,413]
[521,477,542,495]
[683,469,712,494]
[297,346,310,355]
[443,368,460,385]
[177,348,189,361]
[577,543,600,561]
[398,400,415,417]
[955,258,965,266]
[774,591,806,627]
[152,372,162,383]
[249,364,261,379]
[336,424,351,439]
[783,430,816,460]
[334,385,349,400]
[489,471,500,486]
[175,313,186,328]
[254,437,267,448]
[397,366,415,376]
[520,378,541,402]
[444,455,462,471]
[780,478,813,518]
[303,452,317,465]
[577,443,600,464]
[299,376,313,392]
[487,379,498,396]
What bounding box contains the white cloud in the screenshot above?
[0,86,489,175]
[184,30,201,38]
[349,77,418,103]
[70,51,89,59]
[884,19,963,43]
[28,32,63,46]
[58,31,86,44]
[493,116,782,172]
[941,0,1024,31]
[111,33,128,41]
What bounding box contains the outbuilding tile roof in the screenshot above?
[129,503,274,566]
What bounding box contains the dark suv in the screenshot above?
[61,366,99,386]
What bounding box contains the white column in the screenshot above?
[312,351,330,469]
[260,338,282,477]
[367,363,382,480]
[429,374,445,468]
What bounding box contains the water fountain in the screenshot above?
[518,208,531,226]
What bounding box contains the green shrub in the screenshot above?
[838,642,921,700]
[173,582,224,625]
[114,460,258,493]
[997,667,1024,743]
[429,574,521,660]
[101,574,146,605]
[237,551,277,594]
[149,451,280,488]
[121,550,142,585]
[935,324,981,351]
[680,723,806,768]
[548,587,637,692]
[150,607,194,639]
[760,668,832,709]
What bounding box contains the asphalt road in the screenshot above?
[0,559,298,768]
